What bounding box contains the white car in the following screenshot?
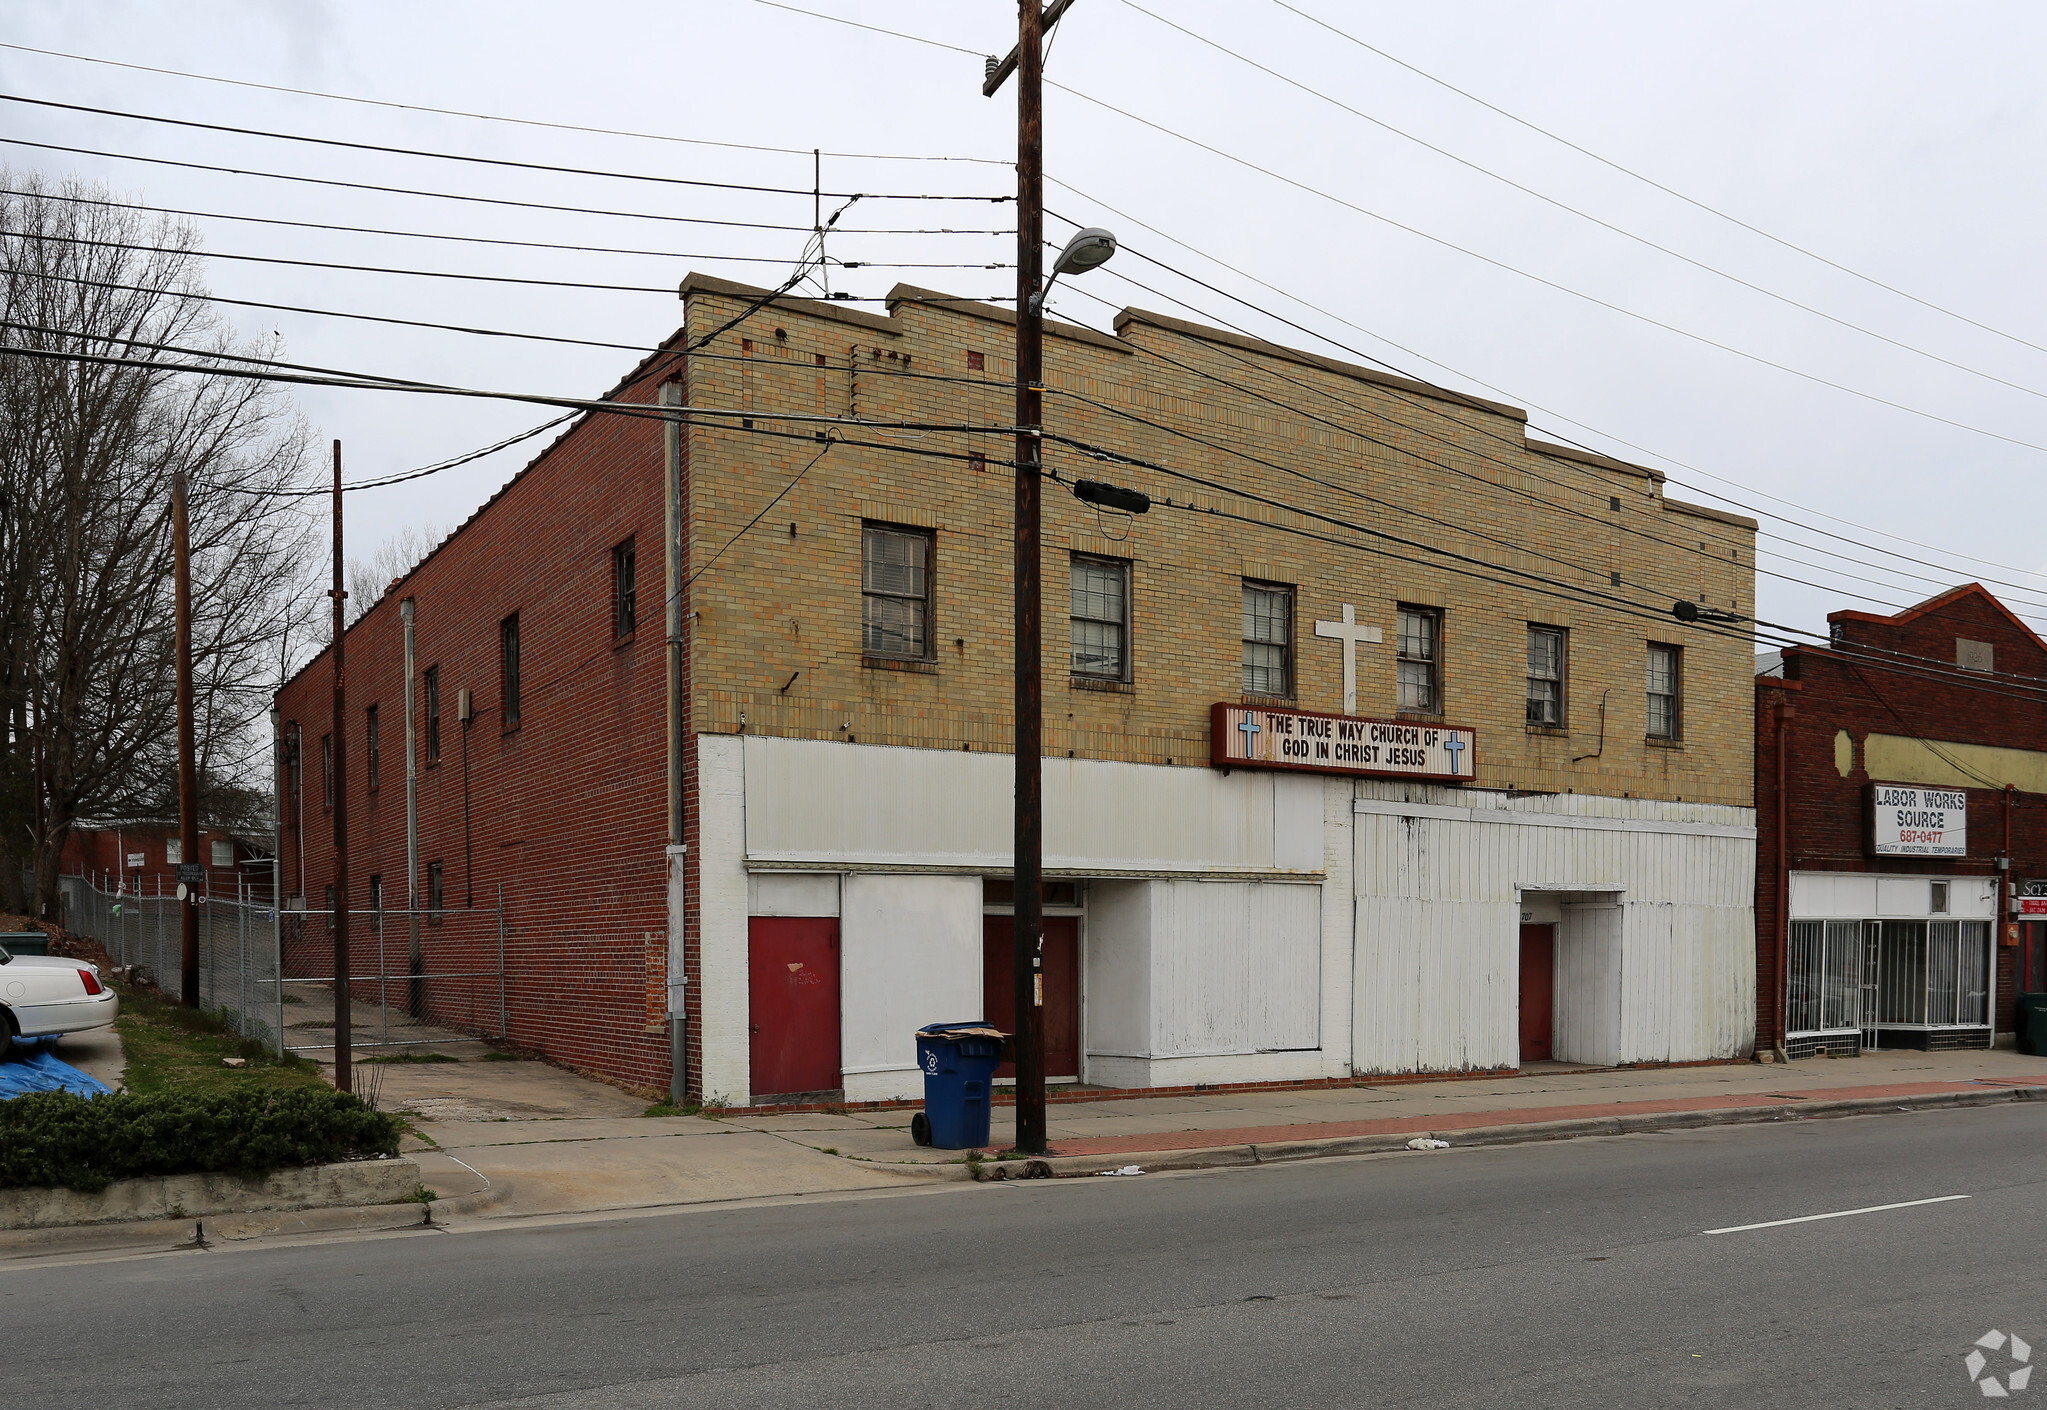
[0,946,118,1055]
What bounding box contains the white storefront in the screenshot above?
[691,733,1757,1105]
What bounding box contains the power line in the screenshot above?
[745,0,986,57]
[1039,189,2047,610]
[0,93,1011,203]
[1061,269,2047,621]
[0,137,1015,236]
[4,186,1013,269]
[0,226,1013,302]
[1266,0,2047,364]
[746,0,2047,591]
[0,341,1023,441]
[0,40,1007,167]
[1044,77,2047,458]
[1116,0,2047,409]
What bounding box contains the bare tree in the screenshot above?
[0,173,317,919]
[348,521,442,625]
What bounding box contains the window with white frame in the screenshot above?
[1069,554,1130,680]
[1397,606,1441,714]
[1242,581,1293,696]
[861,523,934,659]
[1526,625,1565,727]
[1647,642,1682,740]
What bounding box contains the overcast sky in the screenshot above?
[8,1,2047,643]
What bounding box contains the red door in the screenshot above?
[1519,924,1555,1063]
[983,915,1080,1079]
[748,917,841,1099]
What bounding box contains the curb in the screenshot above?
[965,1084,2047,1180]
[0,1200,432,1261]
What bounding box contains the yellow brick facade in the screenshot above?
[680,275,1756,809]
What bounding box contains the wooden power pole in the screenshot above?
[173,467,199,1007]
[329,440,352,1095]
[992,0,1051,1155]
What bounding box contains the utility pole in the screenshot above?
[174,467,199,1007]
[1002,0,1050,1155]
[329,440,352,1095]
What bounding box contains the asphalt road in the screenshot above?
[13,1103,2047,1409]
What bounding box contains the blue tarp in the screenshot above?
[0,1036,111,1099]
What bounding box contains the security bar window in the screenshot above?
[1069,554,1130,680]
[366,703,380,788]
[1526,626,1565,727]
[613,537,637,638]
[862,523,933,659]
[427,860,444,923]
[500,613,522,729]
[321,733,334,807]
[1242,581,1293,696]
[423,666,441,764]
[1397,606,1441,714]
[1647,643,1682,740]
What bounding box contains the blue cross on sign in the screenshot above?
[1237,715,1262,754]
[1443,734,1468,774]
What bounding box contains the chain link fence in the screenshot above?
[58,872,505,1057]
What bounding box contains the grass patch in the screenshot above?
[642,1099,703,1117]
[359,1053,459,1065]
[113,985,325,1099]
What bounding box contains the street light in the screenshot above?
[1029,226,1117,314]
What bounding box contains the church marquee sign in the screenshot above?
[1210,704,1477,782]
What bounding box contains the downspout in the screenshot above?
[661,378,689,1106]
[402,598,422,1017]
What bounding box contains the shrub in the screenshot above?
[0,1087,403,1193]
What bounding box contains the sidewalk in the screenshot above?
[404,1046,2047,1222]
[717,1048,2047,1170]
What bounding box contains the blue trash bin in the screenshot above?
[911,1021,1006,1149]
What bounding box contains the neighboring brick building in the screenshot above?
[1756,584,2045,1059]
[62,820,273,901]
[277,275,1760,1099]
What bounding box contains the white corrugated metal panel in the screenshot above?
[1556,901,1622,1065]
[837,874,982,1102]
[1351,790,1756,1074]
[1149,881,1322,1057]
[742,736,1323,876]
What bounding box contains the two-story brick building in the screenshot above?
[1756,584,2047,1059]
[276,274,1760,1100]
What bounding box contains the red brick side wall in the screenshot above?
[275,372,674,1090]
[1755,589,2047,1045]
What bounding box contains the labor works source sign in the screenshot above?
[1868,782,1968,857]
[1211,704,1477,781]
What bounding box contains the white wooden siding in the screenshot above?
[1351,786,1755,1073]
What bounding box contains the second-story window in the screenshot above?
[1242,581,1293,696]
[366,704,380,788]
[613,537,637,638]
[1647,643,1682,740]
[1069,554,1130,680]
[285,725,302,807]
[1397,606,1441,714]
[501,613,522,729]
[423,665,441,763]
[862,523,933,660]
[321,733,334,807]
[1526,626,1565,727]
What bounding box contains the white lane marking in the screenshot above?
[1703,1193,1969,1235]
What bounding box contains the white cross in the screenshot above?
[1313,604,1382,716]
